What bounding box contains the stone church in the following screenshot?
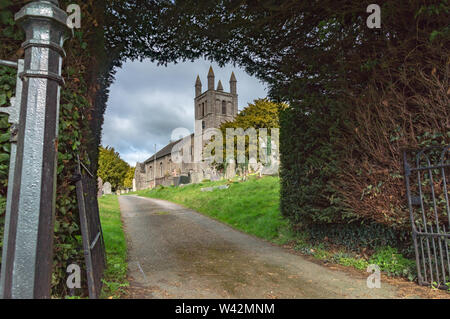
[133,67,239,191]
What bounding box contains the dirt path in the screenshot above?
[119,195,429,299]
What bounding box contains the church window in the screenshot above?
[222,101,226,114]
[160,162,163,177]
[202,121,206,130]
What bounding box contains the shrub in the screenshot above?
[279,1,449,254]
[369,246,417,280]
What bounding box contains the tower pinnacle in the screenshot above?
[195,75,202,96]
[229,72,237,94]
[217,80,223,91]
[230,71,237,82]
[207,66,215,90]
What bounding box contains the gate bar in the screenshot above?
[0,60,18,69]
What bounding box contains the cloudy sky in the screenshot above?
[101,59,268,166]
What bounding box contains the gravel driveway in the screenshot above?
[119,195,412,299]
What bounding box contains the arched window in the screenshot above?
[222,101,226,114]
[160,162,163,177]
[202,103,205,117]
[202,121,205,130]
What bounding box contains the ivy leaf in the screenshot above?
[0,132,10,143]
[429,30,441,41]
[0,94,6,106]
[0,153,9,164]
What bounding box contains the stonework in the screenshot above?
[194,67,238,134]
[225,160,236,179]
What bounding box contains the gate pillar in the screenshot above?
[0,0,68,299]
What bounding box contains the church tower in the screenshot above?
[194,66,238,134]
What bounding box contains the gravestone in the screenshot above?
[255,162,264,177]
[261,141,280,176]
[191,170,204,184]
[97,177,103,197]
[102,182,112,195]
[204,167,212,180]
[236,166,242,177]
[225,160,236,179]
[210,168,220,182]
[248,157,259,173]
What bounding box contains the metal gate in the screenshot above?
[403,146,450,289]
[74,156,106,298]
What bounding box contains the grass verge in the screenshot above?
[98,195,129,298]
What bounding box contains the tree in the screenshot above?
[123,166,135,189]
[215,98,286,169]
[220,98,285,131]
[97,146,130,191]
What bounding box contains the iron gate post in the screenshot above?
[403,150,423,285]
[0,0,68,299]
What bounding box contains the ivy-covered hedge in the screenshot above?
[0,66,16,266]
[279,2,449,251]
[0,0,111,296]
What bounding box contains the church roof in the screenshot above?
[144,133,194,164]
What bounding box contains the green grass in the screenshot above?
[137,176,288,241]
[98,195,129,298]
